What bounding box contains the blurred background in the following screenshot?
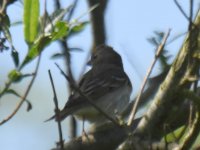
[0,0,199,149]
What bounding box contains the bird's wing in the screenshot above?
[73,67,131,102]
[59,67,131,119]
[81,69,128,98]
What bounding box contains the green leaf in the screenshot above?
[0,14,19,63]
[51,21,69,40]
[148,31,170,71]
[8,69,22,82]
[11,20,23,26]
[69,21,89,36]
[1,15,11,42]
[0,14,10,28]
[147,37,159,46]
[21,20,69,69]
[11,49,19,67]
[21,35,52,68]
[5,89,32,111]
[51,53,64,59]
[163,126,185,142]
[24,0,39,44]
[25,100,32,111]
[41,7,71,34]
[6,89,22,97]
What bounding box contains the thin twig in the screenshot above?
[54,0,77,89]
[188,0,195,128]
[174,0,196,29]
[188,102,194,127]
[0,0,7,13]
[167,31,187,45]
[189,0,194,30]
[127,29,171,126]
[0,55,41,125]
[177,107,200,150]
[54,0,60,9]
[173,88,200,150]
[55,63,121,128]
[66,0,78,22]
[48,70,64,150]
[76,4,99,21]
[174,0,190,21]
[54,0,78,138]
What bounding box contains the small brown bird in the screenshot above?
[47,45,132,124]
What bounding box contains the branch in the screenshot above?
[0,0,6,13]
[181,89,200,106]
[0,55,41,125]
[189,0,194,30]
[66,0,78,22]
[52,118,140,150]
[54,0,78,138]
[174,0,190,21]
[48,70,64,150]
[87,0,107,48]
[122,70,168,118]
[118,10,200,150]
[127,29,171,126]
[174,0,196,29]
[134,9,200,139]
[117,138,179,150]
[54,94,193,150]
[178,107,200,149]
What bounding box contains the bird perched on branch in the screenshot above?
[47,45,132,125]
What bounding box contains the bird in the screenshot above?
[47,44,132,125]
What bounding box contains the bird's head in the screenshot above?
[88,45,123,68]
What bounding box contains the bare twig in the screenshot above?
[177,106,200,150]
[174,0,190,21]
[134,10,200,137]
[54,0,78,138]
[174,0,196,29]
[127,29,171,126]
[0,55,41,125]
[66,0,78,22]
[55,63,121,128]
[121,71,168,118]
[76,4,99,22]
[189,0,194,30]
[87,0,107,48]
[178,58,200,149]
[54,0,60,9]
[0,0,7,13]
[167,31,187,45]
[54,0,78,90]
[48,70,64,150]
[188,1,195,128]
[188,102,194,127]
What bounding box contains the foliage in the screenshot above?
[0,0,88,109]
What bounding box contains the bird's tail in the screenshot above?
[44,109,72,122]
[44,115,56,122]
